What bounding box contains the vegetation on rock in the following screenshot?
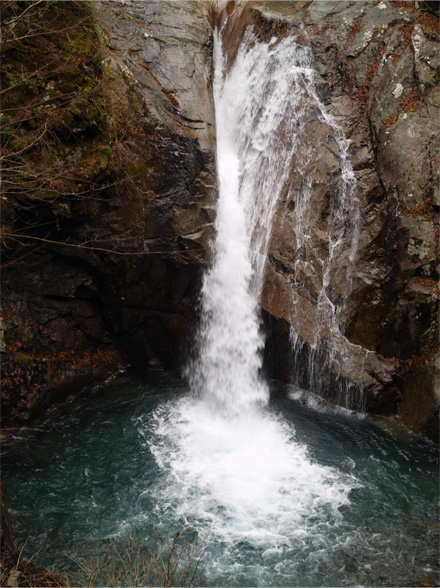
[1,0,115,254]
[1,0,215,429]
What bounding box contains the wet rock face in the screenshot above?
[241,1,439,440]
[2,0,437,441]
[1,0,216,426]
[95,0,215,153]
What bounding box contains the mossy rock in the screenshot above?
[0,0,119,251]
[67,92,107,136]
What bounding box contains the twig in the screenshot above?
[1,232,197,261]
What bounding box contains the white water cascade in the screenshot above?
[142,25,359,585]
[188,28,330,417]
[284,51,363,405]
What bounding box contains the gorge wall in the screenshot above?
[241,0,439,441]
[1,0,438,441]
[1,0,216,426]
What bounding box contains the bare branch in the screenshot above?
[0,232,196,263]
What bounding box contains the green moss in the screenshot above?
[0,0,160,256]
[11,351,35,364]
[1,0,104,111]
[0,0,116,240]
[96,145,113,169]
[67,92,107,134]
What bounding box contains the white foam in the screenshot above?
[140,396,358,557]
[137,25,361,583]
[288,387,365,419]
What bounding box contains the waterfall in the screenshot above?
[143,23,359,585]
[220,20,363,408]
[188,27,330,417]
[185,28,268,418]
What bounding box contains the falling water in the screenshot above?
[144,26,359,585]
[260,27,363,407]
[188,28,334,417]
[3,20,438,588]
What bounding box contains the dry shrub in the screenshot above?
[63,526,211,588]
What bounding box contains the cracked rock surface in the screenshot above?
[240,0,439,440]
[1,0,216,427]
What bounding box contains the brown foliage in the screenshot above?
[383,88,420,128]
[417,11,440,34]
[343,20,363,51]
[0,0,117,255]
[391,24,413,66]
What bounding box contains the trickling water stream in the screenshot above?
[3,19,439,588]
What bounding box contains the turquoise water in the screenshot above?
[2,372,439,587]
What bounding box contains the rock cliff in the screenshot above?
[1,0,216,426]
[219,1,439,440]
[1,0,438,441]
